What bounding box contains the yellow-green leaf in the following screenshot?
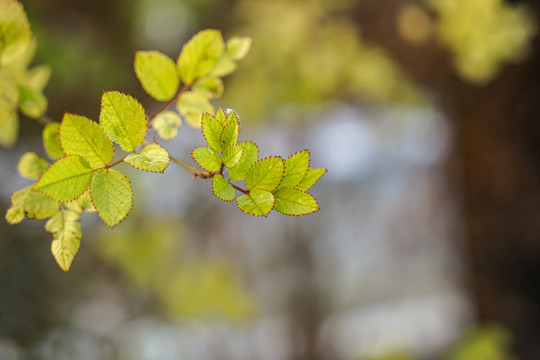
[201,112,224,152]
[18,85,47,118]
[135,50,179,101]
[64,191,95,213]
[124,143,170,173]
[46,209,81,271]
[176,90,214,128]
[210,54,237,77]
[177,29,225,85]
[24,64,51,91]
[236,189,275,216]
[0,111,18,147]
[273,188,319,216]
[90,168,132,228]
[220,121,239,150]
[245,157,284,191]
[221,144,244,168]
[5,185,59,224]
[212,174,235,201]
[278,150,310,189]
[226,36,252,61]
[192,146,221,172]
[42,122,65,159]
[99,91,147,151]
[34,155,93,202]
[295,168,326,191]
[152,111,181,140]
[193,77,224,98]
[0,0,32,66]
[60,113,114,168]
[0,69,19,127]
[17,152,49,179]
[228,141,258,181]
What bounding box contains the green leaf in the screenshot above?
[5,185,59,224]
[278,150,310,189]
[59,113,114,168]
[213,108,227,124]
[192,146,221,172]
[0,0,32,66]
[273,188,319,216]
[46,209,81,271]
[0,69,19,127]
[212,174,235,201]
[99,91,147,151]
[17,152,49,179]
[177,29,225,85]
[220,121,239,150]
[193,77,224,98]
[91,169,132,228]
[245,157,284,191]
[226,36,253,61]
[295,168,326,191]
[210,54,237,77]
[177,90,214,128]
[152,111,182,140]
[228,141,258,181]
[18,85,47,118]
[0,111,18,147]
[236,189,275,216]
[221,144,244,168]
[42,122,65,159]
[201,112,224,152]
[124,143,170,173]
[135,50,179,101]
[34,155,93,202]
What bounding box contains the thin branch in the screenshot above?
[147,84,191,124]
[170,155,211,178]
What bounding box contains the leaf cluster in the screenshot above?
[0,0,51,146]
[193,109,326,216]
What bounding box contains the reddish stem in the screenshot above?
[147,84,191,124]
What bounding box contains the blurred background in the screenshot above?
[1,0,539,359]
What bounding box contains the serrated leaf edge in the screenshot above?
[245,155,285,191]
[89,170,133,229]
[211,174,236,202]
[191,146,221,172]
[236,191,276,217]
[123,144,170,174]
[272,188,320,217]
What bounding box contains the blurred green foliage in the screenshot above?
[98,219,256,320]
[428,0,535,83]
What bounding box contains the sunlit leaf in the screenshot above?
[34,155,93,202]
[245,157,284,191]
[18,85,47,118]
[228,141,258,181]
[24,64,51,91]
[210,54,237,77]
[124,143,170,173]
[220,121,239,150]
[64,191,95,213]
[193,77,224,98]
[17,152,49,179]
[177,90,214,128]
[135,50,179,101]
[0,0,32,65]
[295,168,326,191]
[221,144,244,168]
[5,185,59,224]
[91,168,132,228]
[177,29,225,85]
[212,174,235,201]
[46,209,81,271]
[278,150,310,189]
[59,113,114,168]
[273,188,319,216]
[0,69,19,127]
[226,36,253,61]
[0,111,18,147]
[236,189,275,216]
[201,112,224,152]
[99,91,147,151]
[152,111,181,140]
[192,146,221,172]
[42,122,65,159]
